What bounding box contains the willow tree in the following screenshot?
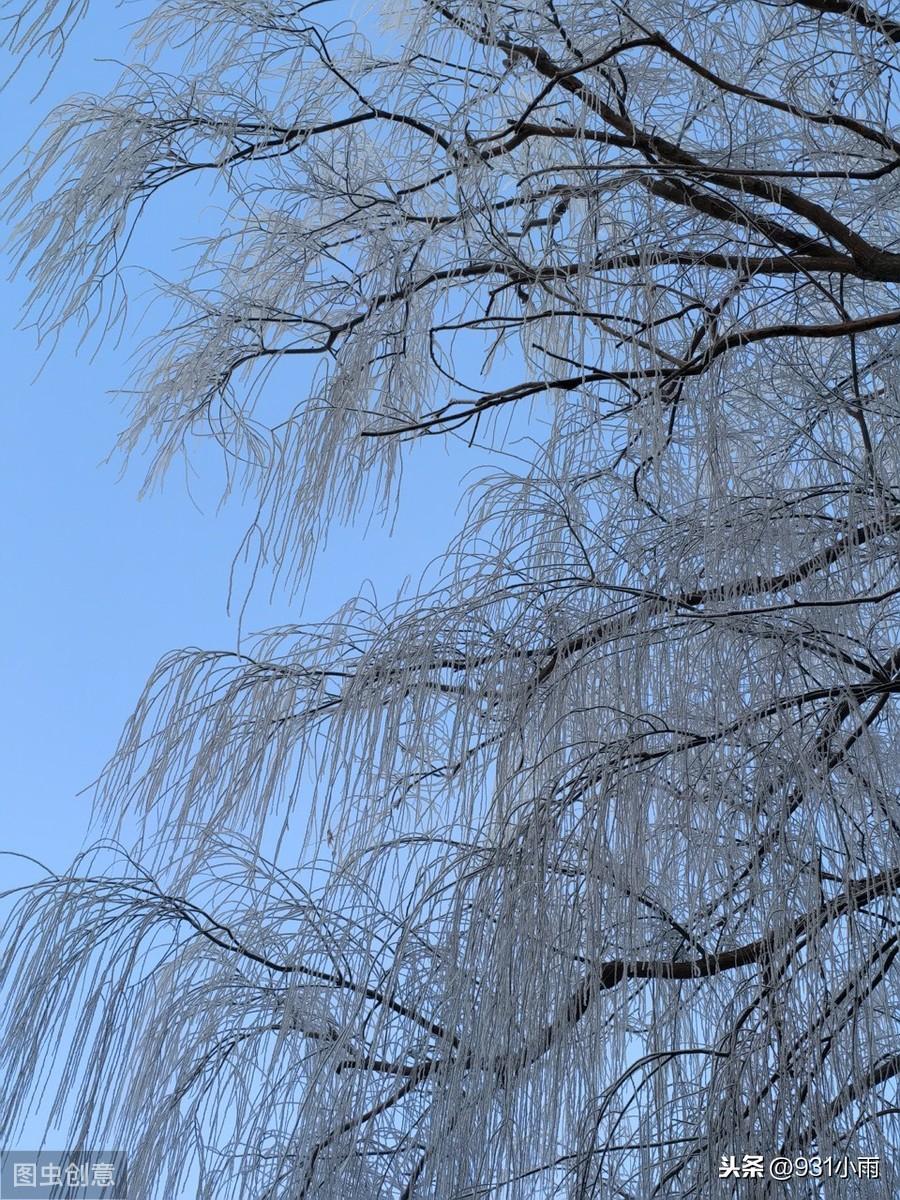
[3,0,900,1195]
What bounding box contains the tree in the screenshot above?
[2,0,900,1194]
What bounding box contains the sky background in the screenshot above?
[0,4,470,895]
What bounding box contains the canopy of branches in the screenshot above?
[2,0,900,1195]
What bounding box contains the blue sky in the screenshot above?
[0,5,470,892]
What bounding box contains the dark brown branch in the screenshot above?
[793,0,900,41]
[518,867,900,1077]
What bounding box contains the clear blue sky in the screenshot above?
[0,5,470,891]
